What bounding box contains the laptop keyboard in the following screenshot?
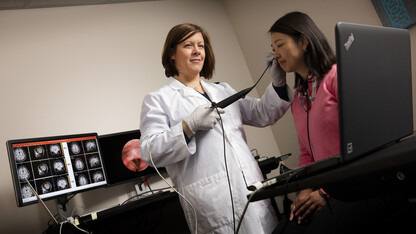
[249,154,341,191]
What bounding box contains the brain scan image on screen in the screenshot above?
[56,177,69,190]
[21,184,34,199]
[74,158,85,171]
[49,144,62,156]
[53,160,66,174]
[41,181,53,194]
[37,163,49,176]
[85,140,97,152]
[8,133,105,207]
[88,155,101,168]
[70,142,81,155]
[92,171,104,183]
[33,146,45,158]
[14,148,27,162]
[77,174,89,186]
[18,165,31,181]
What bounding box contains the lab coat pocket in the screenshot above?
[181,171,234,233]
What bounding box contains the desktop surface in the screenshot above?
[44,191,190,234]
[250,135,416,202]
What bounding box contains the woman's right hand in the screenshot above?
[183,103,225,136]
[266,53,286,87]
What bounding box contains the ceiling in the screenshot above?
[0,0,157,10]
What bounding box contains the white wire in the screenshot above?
[59,218,90,234]
[60,222,64,234]
[70,221,90,233]
[70,205,87,217]
[148,136,198,234]
[215,108,236,232]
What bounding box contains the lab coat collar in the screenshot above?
[167,77,185,90]
[167,77,208,100]
[200,80,222,104]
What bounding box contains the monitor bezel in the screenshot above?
[7,132,108,207]
[98,129,165,187]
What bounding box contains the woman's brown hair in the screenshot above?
[162,23,215,79]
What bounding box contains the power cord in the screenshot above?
[60,216,90,234]
[280,167,307,233]
[214,106,236,233]
[235,189,259,234]
[66,217,90,234]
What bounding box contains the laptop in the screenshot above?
[252,22,413,189]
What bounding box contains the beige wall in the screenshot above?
[0,0,280,232]
[223,0,416,168]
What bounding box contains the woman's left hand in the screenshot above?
[290,188,327,224]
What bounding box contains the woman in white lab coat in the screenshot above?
[139,23,292,234]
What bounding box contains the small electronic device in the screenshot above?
[7,132,107,207]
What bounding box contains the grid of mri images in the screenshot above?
[12,138,105,201]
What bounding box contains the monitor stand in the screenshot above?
[56,195,74,222]
[24,178,60,225]
[56,195,70,212]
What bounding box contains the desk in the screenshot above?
[251,135,416,202]
[45,191,190,234]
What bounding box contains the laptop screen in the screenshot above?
[336,22,413,160]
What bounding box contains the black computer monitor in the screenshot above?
[7,133,107,207]
[98,129,165,187]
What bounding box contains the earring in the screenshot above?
[303,48,307,53]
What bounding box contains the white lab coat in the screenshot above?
[139,77,293,234]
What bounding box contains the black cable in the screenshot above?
[318,188,333,214]
[210,61,273,232]
[253,61,272,87]
[56,194,77,212]
[235,189,259,234]
[120,187,172,206]
[304,83,315,161]
[146,182,153,193]
[306,109,315,160]
[67,193,77,201]
[215,106,236,233]
[211,58,273,109]
[279,167,307,233]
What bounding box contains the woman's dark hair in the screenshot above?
[162,23,215,79]
[269,12,336,88]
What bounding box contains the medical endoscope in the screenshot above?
[210,58,274,109]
